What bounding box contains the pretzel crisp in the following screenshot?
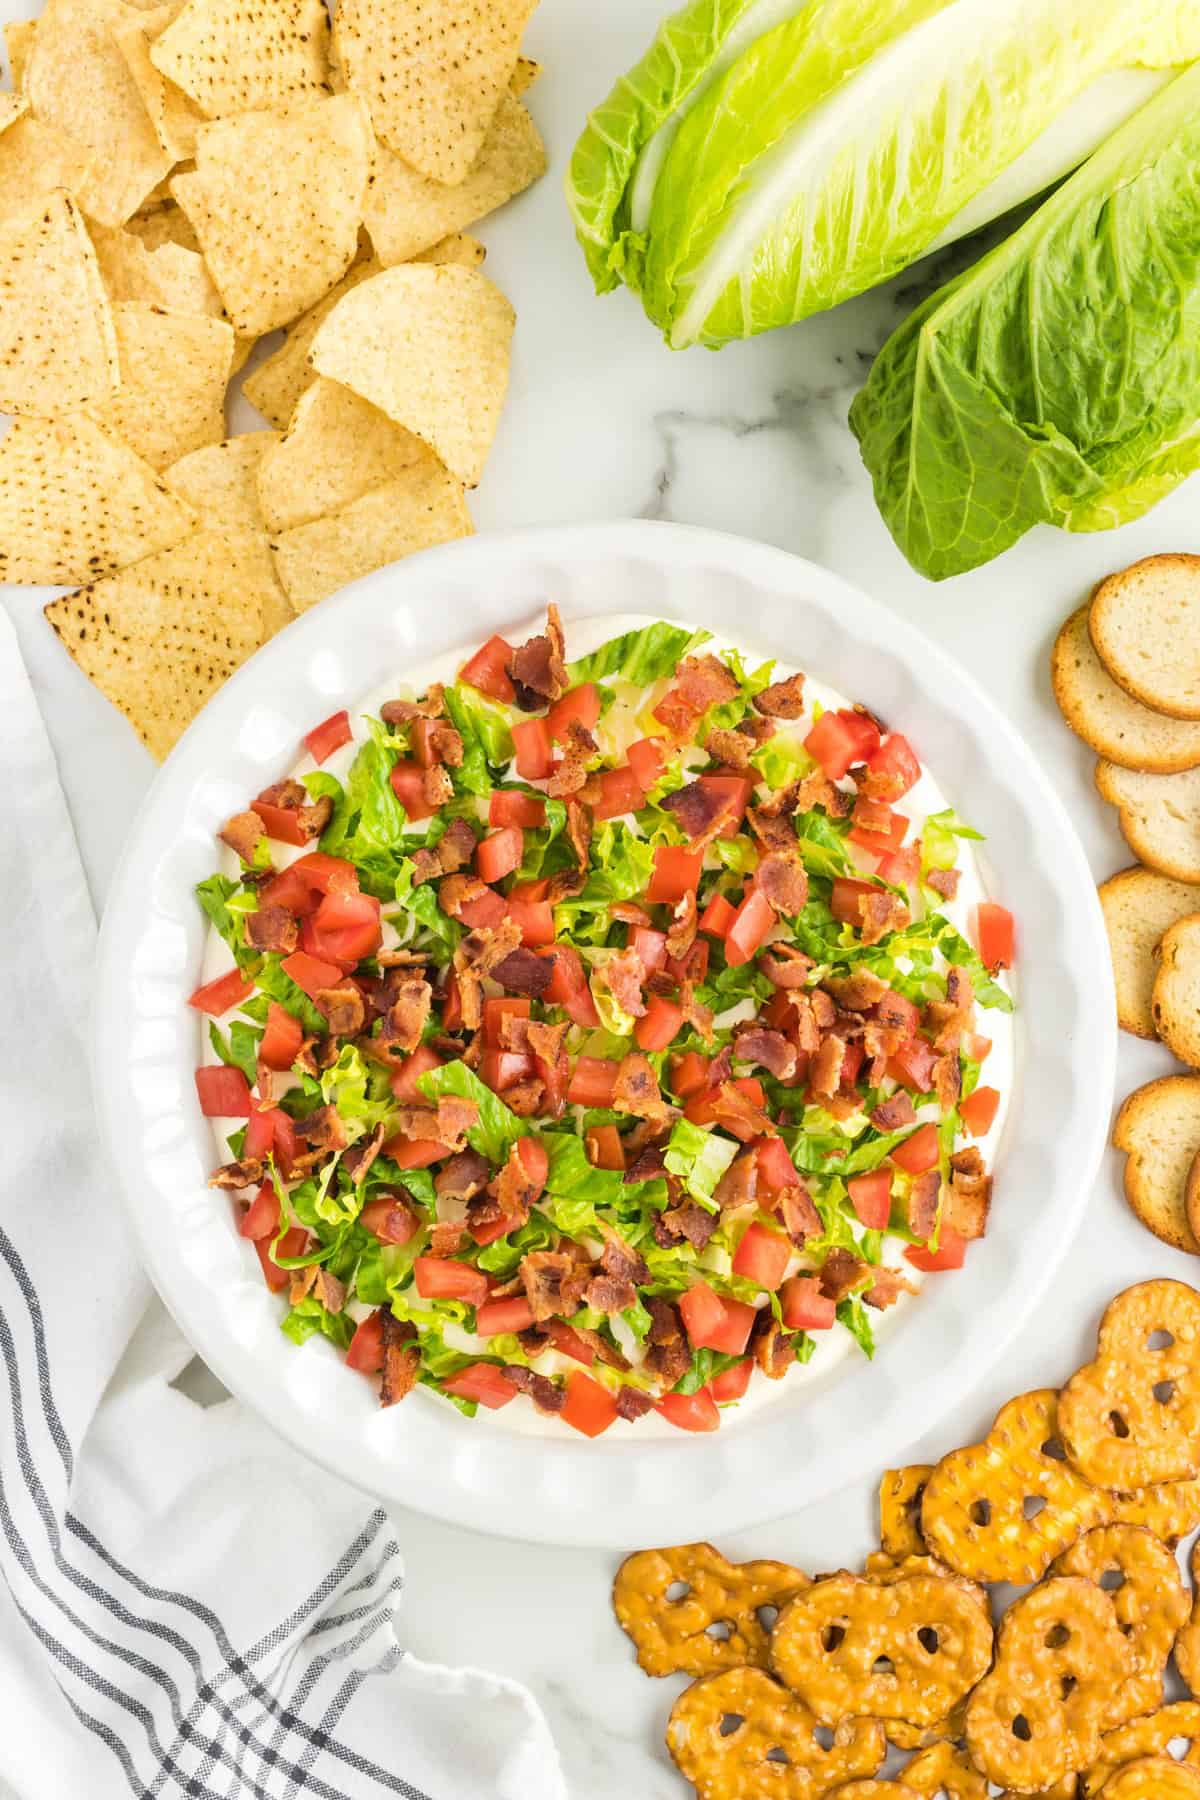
[1081,1701,1200,1797]
[1058,1281,1200,1490]
[1093,1758,1200,1799]
[1052,1524,1188,1723]
[664,1667,886,1800]
[920,1390,1111,1584]
[879,1466,934,1558]
[1112,1477,1200,1545]
[901,1741,988,1800]
[770,1570,993,1729]
[613,1543,809,1679]
[1176,1540,1200,1697]
[860,1556,980,1750]
[827,1786,920,1799]
[965,1577,1134,1792]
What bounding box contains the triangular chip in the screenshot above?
[88,219,223,318]
[257,377,427,532]
[172,94,371,336]
[415,234,486,269]
[89,302,233,468]
[241,253,380,428]
[45,527,271,759]
[332,0,537,185]
[25,0,173,225]
[150,0,331,119]
[0,116,94,228]
[0,191,119,415]
[362,95,544,267]
[6,20,37,90]
[310,264,514,487]
[268,451,472,611]
[166,432,277,530]
[0,412,196,584]
[113,6,205,162]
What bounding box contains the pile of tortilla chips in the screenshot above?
[0,0,544,760]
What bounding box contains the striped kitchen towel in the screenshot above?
[0,609,566,1800]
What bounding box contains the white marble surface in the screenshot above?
[6,4,1200,1793]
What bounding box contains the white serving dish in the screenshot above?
[93,521,1115,1547]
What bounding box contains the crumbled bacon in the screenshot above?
[745,805,796,856]
[753,671,807,719]
[289,1264,347,1313]
[375,1314,419,1407]
[704,727,754,770]
[865,1266,917,1312]
[827,970,889,1012]
[423,764,454,808]
[733,1027,797,1081]
[613,1053,673,1123]
[410,848,442,886]
[760,945,814,990]
[427,1221,467,1256]
[796,770,853,819]
[255,779,329,841]
[300,1105,348,1152]
[625,1144,667,1184]
[927,867,960,901]
[492,946,554,997]
[595,945,647,1020]
[925,966,977,1053]
[526,1018,570,1065]
[243,905,298,952]
[316,984,365,1037]
[565,798,592,870]
[666,888,698,960]
[752,1310,796,1379]
[427,722,465,767]
[521,1251,584,1322]
[508,604,568,708]
[220,810,265,863]
[679,980,714,1044]
[779,1183,821,1247]
[907,1169,942,1240]
[654,1202,719,1250]
[859,891,910,946]
[489,1140,540,1226]
[643,1297,690,1388]
[819,1249,870,1304]
[945,1148,992,1240]
[438,817,478,874]
[547,720,597,798]
[377,947,432,969]
[662,778,738,844]
[376,977,432,1057]
[438,873,491,920]
[933,1054,961,1111]
[341,1123,385,1184]
[810,990,836,1030]
[505,1078,546,1117]
[714,1149,758,1211]
[809,1034,846,1100]
[600,1229,650,1288]
[452,919,522,1029]
[615,1386,655,1421]
[434,1149,491,1202]
[208,1157,263,1189]
[870,1094,916,1132]
[380,686,445,724]
[677,654,739,711]
[501,1366,565,1413]
[709,1081,774,1140]
[393,1096,477,1153]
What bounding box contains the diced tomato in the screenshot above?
[732,1222,791,1292]
[388,1043,443,1101]
[546,1320,597,1366]
[805,708,881,780]
[469,1213,511,1247]
[848,1171,893,1231]
[239,1181,279,1241]
[585,1124,625,1171]
[413,1257,488,1305]
[410,718,441,768]
[888,1036,938,1092]
[512,717,554,781]
[389,762,435,822]
[627,736,666,790]
[669,1051,711,1099]
[849,802,908,856]
[280,949,344,999]
[383,1138,448,1169]
[251,798,308,846]
[304,709,351,765]
[697,772,753,833]
[830,878,877,926]
[535,1051,568,1118]
[667,939,708,986]
[635,994,683,1053]
[188,966,254,1016]
[195,1065,252,1117]
[679,1285,757,1356]
[972,902,1015,973]
[699,893,738,939]
[725,890,775,967]
[541,945,600,1028]
[841,1042,865,1088]
[475,827,523,885]
[864,733,921,801]
[256,1002,301,1073]
[482,996,530,1045]
[459,634,515,704]
[756,1136,798,1195]
[630,927,667,972]
[683,1090,720,1127]
[509,892,555,947]
[475,1296,536,1337]
[257,864,321,916]
[454,887,506,931]
[254,1227,307,1293]
[442,1363,516,1409]
[561,1370,619,1438]
[965,1033,993,1063]
[546,683,601,741]
[891,1123,940,1175]
[652,688,699,736]
[876,848,921,889]
[592,764,646,822]
[489,790,545,830]
[780,1276,836,1331]
[906,1225,967,1273]
[657,1388,721,1433]
[312,888,382,964]
[360,1195,420,1245]
[515,1135,549,1201]
[960,1086,1001,1138]
[289,851,359,894]
[645,845,703,905]
[710,1359,753,1404]
[567,1056,619,1108]
[242,1107,276,1162]
[345,1310,385,1373]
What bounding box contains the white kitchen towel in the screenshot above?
[0,609,567,1800]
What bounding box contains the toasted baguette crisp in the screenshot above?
[1113,1076,1200,1253]
[1051,607,1200,772]
[1098,867,1200,1038]
[1090,554,1200,721]
[1153,915,1200,1069]
[1096,762,1200,883]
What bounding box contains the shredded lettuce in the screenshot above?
[254,955,328,1035]
[566,622,711,688]
[442,682,514,793]
[207,1017,261,1086]
[195,874,259,971]
[281,1295,356,1351]
[837,1297,876,1360]
[664,1118,738,1210]
[418,1061,526,1164]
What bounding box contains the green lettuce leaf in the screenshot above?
[418,1061,525,1164]
[565,622,711,687]
[664,1118,738,1209]
[281,1296,356,1351]
[208,1018,261,1086]
[196,874,259,971]
[255,955,328,1035]
[442,683,514,794]
[837,1296,876,1359]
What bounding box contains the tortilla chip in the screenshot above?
[269,449,472,611]
[112,7,206,162]
[0,412,196,583]
[415,233,485,269]
[0,94,27,134]
[46,527,273,758]
[363,95,544,267]
[0,190,119,415]
[166,432,276,530]
[241,253,380,428]
[150,0,331,118]
[0,116,94,227]
[88,219,223,317]
[257,377,427,532]
[510,55,540,96]
[172,94,371,336]
[332,0,536,186]
[89,302,233,468]
[6,20,37,90]
[25,0,174,225]
[310,264,513,488]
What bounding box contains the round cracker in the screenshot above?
[1152,915,1200,1069]
[1096,761,1200,884]
[1113,1075,1200,1254]
[1090,554,1200,721]
[1099,867,1200,1038]
[1052,607,1200,772]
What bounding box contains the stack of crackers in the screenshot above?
[0,0,546,758]
[615,1280,1200,1799]
[1052,554,1200,1254]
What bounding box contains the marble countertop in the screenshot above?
[6,5,1200,1793]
